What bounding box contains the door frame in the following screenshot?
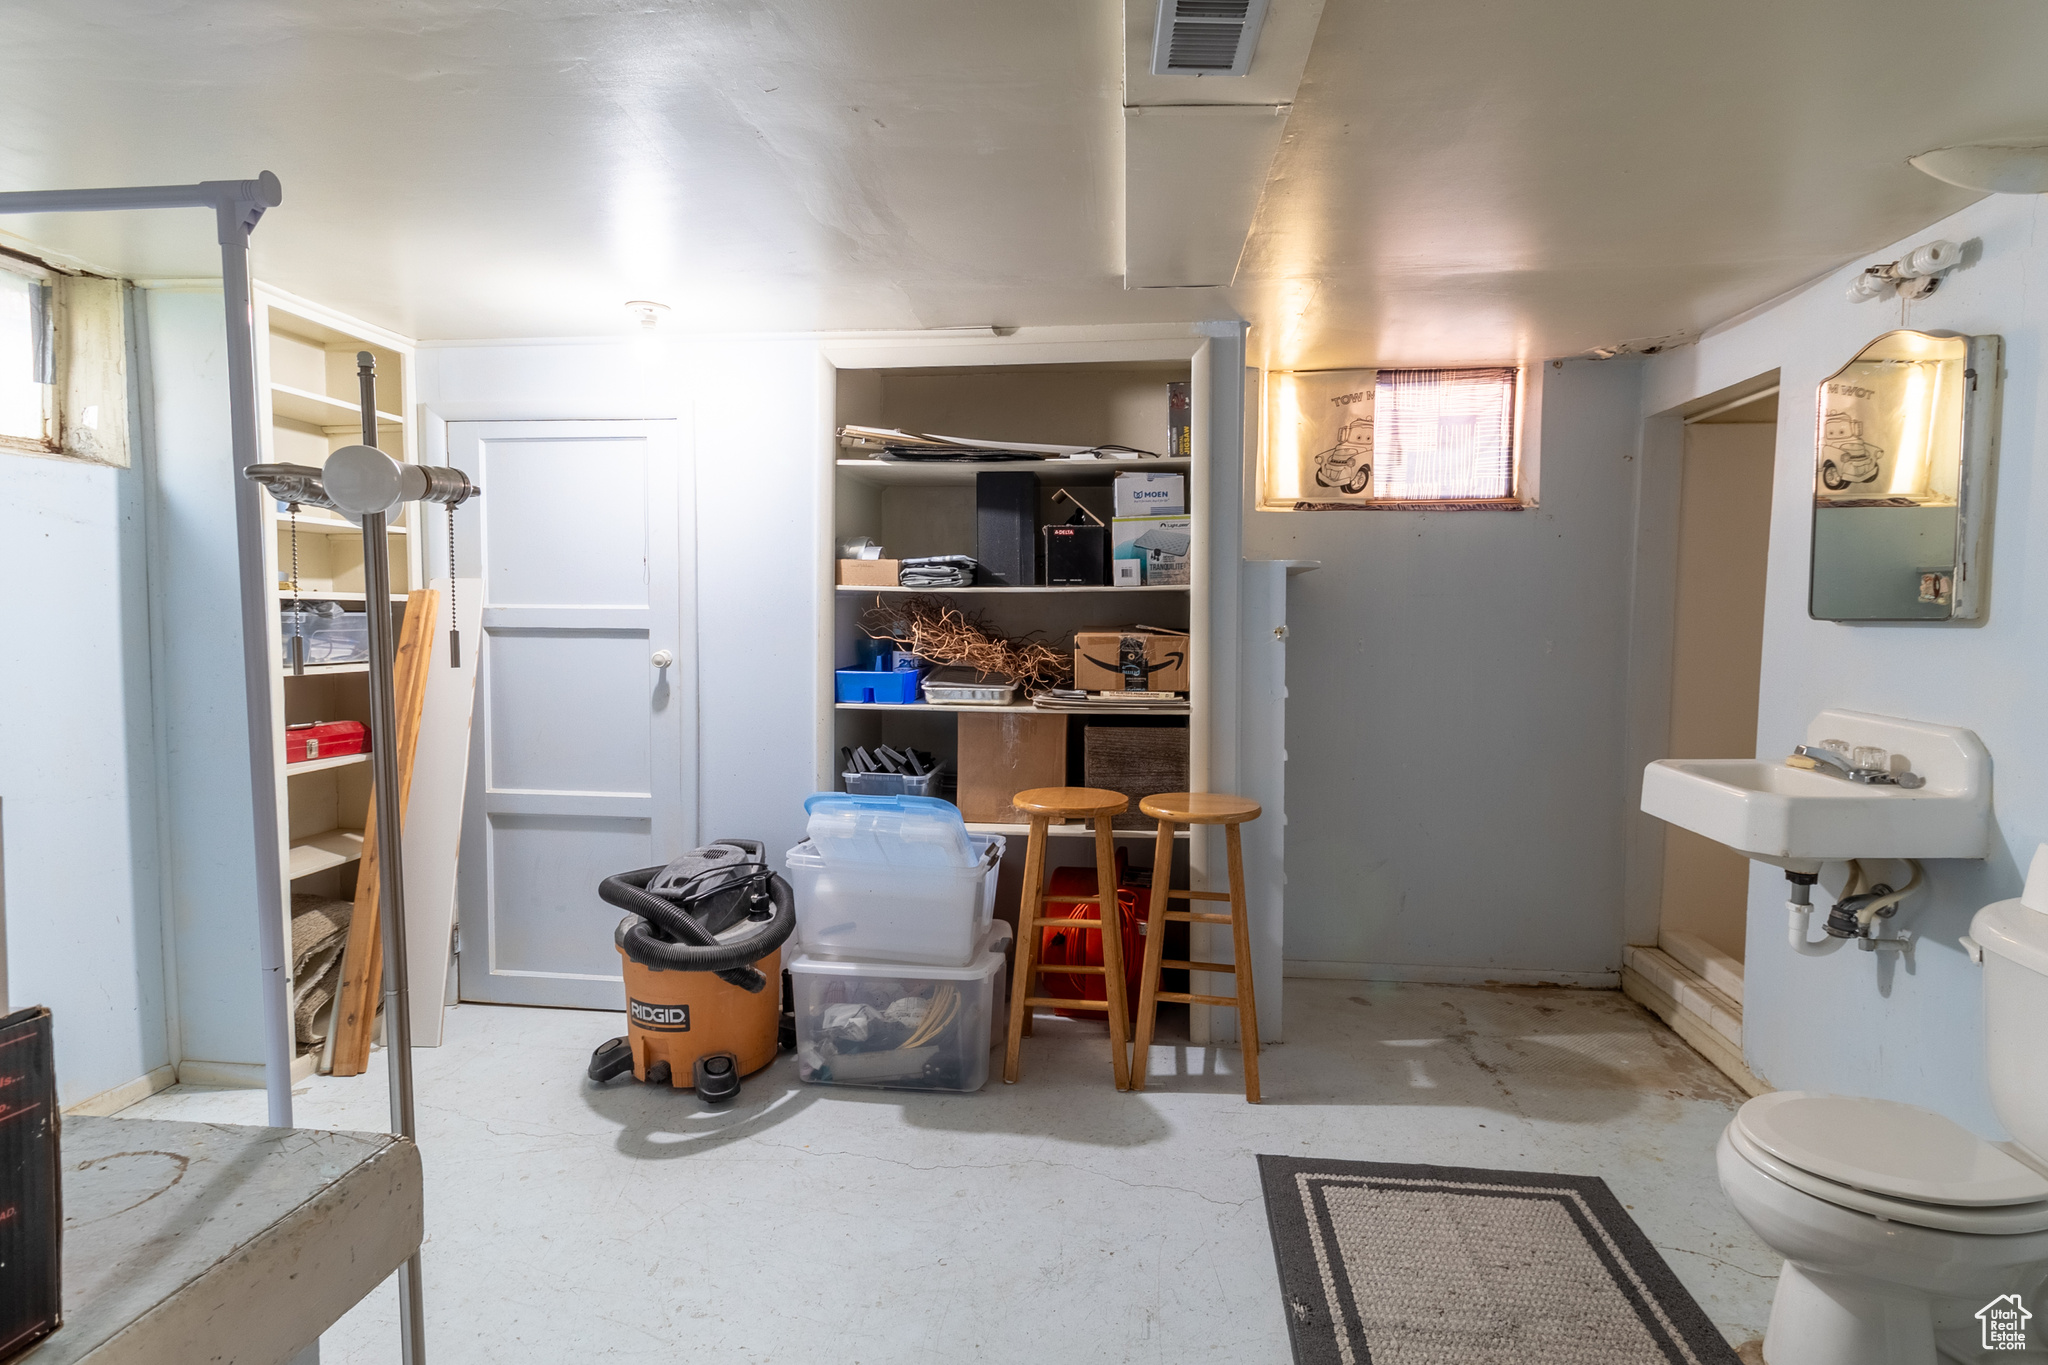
[420,404,698,1003]
[1618,372,1780,949]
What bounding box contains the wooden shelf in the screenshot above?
[279,591,410,603]
[286,662,369,677]
[270,383,403,430]
[277,512,407,536]
[288,826,365,879]
[285,751,370,776]
[967,821,1191,840]
[836,457,1189,488]
[836,584,1185,596]
[836,701,1038,715]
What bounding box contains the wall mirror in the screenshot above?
[1810,330,2001,621]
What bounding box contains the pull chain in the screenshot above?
[287,502,304,675]
[446,501,461,668]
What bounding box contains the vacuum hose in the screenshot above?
[601,865,796,993]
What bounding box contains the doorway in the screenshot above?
[1625,385,1777,1072]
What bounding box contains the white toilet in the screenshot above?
[1719,850,2048,1365]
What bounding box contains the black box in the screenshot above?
[0,1006,60,1358]
[1043,486,1108,586]
[1168,381,1191,457]
[975,471,1038,587]
[1044,523,1107,585]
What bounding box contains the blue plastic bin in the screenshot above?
[835,668,927,705]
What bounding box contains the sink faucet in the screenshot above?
[1792,744,1925,788]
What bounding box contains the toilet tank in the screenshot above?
[1975,849,2048,1161]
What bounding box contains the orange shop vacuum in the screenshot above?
[586,839,796,1102]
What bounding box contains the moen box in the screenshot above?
[1073,627,1190,693]
[1111,516,1191,586]
[1113,471,1185,518]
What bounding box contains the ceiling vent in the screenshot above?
[1150,0,1269,77]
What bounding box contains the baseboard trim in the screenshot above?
[63,1064,177,1116]
[175,1053,319,1089]
[1283,959,1620,989]
[1622,964,1770,1097]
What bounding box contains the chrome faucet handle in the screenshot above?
[1794,743,1857,775]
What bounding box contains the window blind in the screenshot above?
[1374,367,1517,500]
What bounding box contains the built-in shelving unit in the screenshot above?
[826,357,1202,848]
[255,286,420,1065]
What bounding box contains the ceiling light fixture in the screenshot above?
[1846,239,1961,303]
[625,299,670,330]
[1908,142,2048,195]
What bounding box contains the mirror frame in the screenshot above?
[1809,330,2003,622]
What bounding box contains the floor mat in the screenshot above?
[1257,1156,1741,1365]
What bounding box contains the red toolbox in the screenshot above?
[285,720,370,764]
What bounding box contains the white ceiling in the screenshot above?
[3,1,2045,368]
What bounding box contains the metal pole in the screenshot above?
[356,357,427,1365]
[214,189,296,1132]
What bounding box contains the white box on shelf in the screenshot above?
[1112,515,1192,586]
[1113,471,1186,518]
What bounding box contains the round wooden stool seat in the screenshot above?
[1138,792,1262,825]
[1013,786,1129,819]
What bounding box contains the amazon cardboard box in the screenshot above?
[1073,626,1190,693]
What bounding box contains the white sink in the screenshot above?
[1641,709,1991,872]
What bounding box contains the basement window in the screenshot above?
[1261,366,1525,510]
[0,260,56,454]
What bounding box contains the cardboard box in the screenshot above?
[1084,724,1191,829]
[838,558,902,587]
[1113,471,1186,518]
[1111,516,1191,586]
[1073,627,1190,694]
[957,713,1069,824]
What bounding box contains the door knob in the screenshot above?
[651,650,674,668]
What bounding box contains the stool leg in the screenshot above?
[1131,816,1176,1090]
[1225,821,1261,1104]
[1004,815,1049,1084]
[1093,814,1133,1091]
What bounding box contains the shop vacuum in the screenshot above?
[587,839,796,1102]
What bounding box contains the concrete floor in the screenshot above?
[123,980,1777,1363]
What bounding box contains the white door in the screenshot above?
[451,420,691,1009]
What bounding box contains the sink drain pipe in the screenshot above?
[1787,861,1925,955]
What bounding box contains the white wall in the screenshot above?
[0,306,169,1107]
[1244,359,1647,984]
[416,337,830,880]
[1642,192,2048,1134]
[143,287,272,1073]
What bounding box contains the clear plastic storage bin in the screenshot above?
[791,923,1011,1092]
[279,600,370,666]
[842,763,949,798]
[785,832,1003,967]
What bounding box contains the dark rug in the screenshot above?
[1257,1156,1742,1365]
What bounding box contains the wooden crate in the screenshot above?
[1083,723,1190,829]
[957,713,1068,824]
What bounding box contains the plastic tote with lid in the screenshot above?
[786,793,1003,966]
[791,922,1012,1092]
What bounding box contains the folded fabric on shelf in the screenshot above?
[899,554,979,588]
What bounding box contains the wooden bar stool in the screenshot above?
[1003,786,1133,1090]
[1132,792,1264,1103]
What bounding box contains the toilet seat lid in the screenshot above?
[1736,1092,2048,1207]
